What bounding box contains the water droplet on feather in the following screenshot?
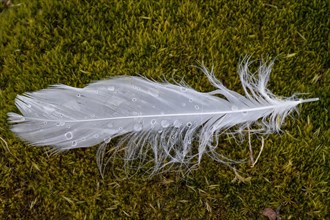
[65,132,73,140]
[180,87,187,92]
[104,138,111,143]
[134,123,143,131]
[161,120,170,128]
[43,106,55,112]
[173,120,182,128]
[231,105,238,111]
[107,86,115,91]
[56,121,65,126]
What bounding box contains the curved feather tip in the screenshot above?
[8,59,318,175]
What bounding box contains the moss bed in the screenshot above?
[0,0,329,219]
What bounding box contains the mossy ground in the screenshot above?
[0,0,329,219]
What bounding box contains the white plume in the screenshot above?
[8,59,318,174]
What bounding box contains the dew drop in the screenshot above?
[151,119,157,125]
[43,106,55,112]
[42,121,48,125]
[77,93,81,97]
[161,120,170,128]
[104,138,111,143]
[134,123,143,131]
[65,132,73,140]
[132,98,137,102]
[72,141,77,147]
[56,121,65,126]
[118,127,123,131]
[194,105,199,110]
[152,92,159,97]
[189,98,193,102]
[173,120,182,128]
[231,105,238,111]
[107,86,115,91]
[186,122,192,127]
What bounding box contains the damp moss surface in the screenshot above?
[0,0,329,219]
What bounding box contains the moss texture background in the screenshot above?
[0,0,329,219]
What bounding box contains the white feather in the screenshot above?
[8,59,318,174]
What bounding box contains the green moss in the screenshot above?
[0,0,329,219]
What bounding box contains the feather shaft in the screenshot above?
[12,99,315,123]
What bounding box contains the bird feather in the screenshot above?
[7,59,319,174]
